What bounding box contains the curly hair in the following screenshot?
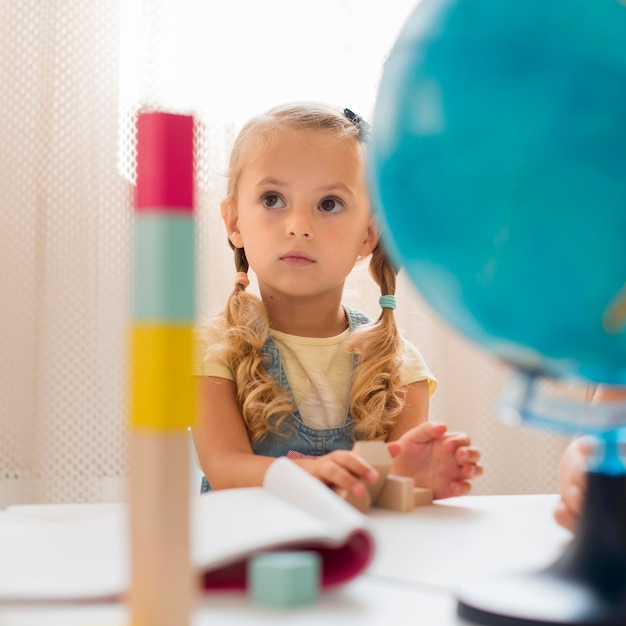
[346,242,405,440]
[200,102,405,442]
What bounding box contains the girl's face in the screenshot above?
[223,128,378,302]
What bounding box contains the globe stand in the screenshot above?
[457,470,626,625]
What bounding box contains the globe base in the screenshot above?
[457,472,626,625]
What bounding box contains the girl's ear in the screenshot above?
[359,219,380,258]
[220,200,244,248]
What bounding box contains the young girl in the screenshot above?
[193,101,482,501]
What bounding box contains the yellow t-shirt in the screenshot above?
[196,319,437,430]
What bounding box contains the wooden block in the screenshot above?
[352,441,392,503]
[135,111,194,211]
[248,551,321,608]
[129,431,198,626]
[131,324,196,429]
[338,486,372,513]
[413,486,434,507]
[375,475,415,512]
[130,111,196,626]
[352,440,393,467]
[134,214,195,322]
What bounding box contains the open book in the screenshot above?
[0,458,375,601]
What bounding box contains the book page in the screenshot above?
[263,457,370,529]
[0,459,374,600]
[193,458,371,568]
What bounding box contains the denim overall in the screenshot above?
[200,306,371,493]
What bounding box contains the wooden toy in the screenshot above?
[376,475,415,512]
[351,440,392,504]
[343,440,433,513]
[248,551,321,608]
[338,486,372,513]
[413,486,434,507]
[129,111,197,626]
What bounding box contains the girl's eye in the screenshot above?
[261,193,285,209]
[319,197,344,213]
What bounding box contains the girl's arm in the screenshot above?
[192,376,379,495]
[192,376,274,489]
[386,379,431,440]
[385,380,483,498]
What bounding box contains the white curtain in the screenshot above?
[0,1,129,505]
[0,0,569,507]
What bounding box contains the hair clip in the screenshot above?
[343,108,371,142]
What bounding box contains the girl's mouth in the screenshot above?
[281,250,315,266]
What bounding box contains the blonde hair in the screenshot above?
[202,102,405,442]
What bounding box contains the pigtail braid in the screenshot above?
[347,243,405,440]
[213,241,294,442]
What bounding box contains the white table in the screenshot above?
[0,495,571,626]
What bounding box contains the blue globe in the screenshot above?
[369,0,626,387]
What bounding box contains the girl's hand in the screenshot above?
[554,437,594,532]
[296,450,380,498]
[387,422,483,499]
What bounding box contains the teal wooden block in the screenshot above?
[133,213,195,322]
[248,551,321,608]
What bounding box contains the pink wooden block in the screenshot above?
[135,112,194,212]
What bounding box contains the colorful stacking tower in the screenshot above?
[129,111,197,626]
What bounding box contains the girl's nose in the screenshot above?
[286,211,313,239]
